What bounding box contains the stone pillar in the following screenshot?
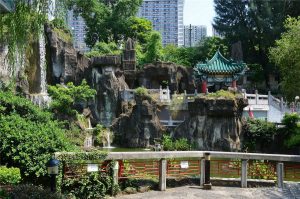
[159,159,167,191]
[276,162,284,189]
[232,80,237,88]
[255,90,258,105]
[201,81,207,94]
[200,158,205,187]
[241,159,248,188]
[113,161,119,185]
[203,153,212,190]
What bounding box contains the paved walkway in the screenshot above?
[115,183,300,199]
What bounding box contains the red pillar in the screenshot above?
[201,80,207,93]
[232,80,237,88]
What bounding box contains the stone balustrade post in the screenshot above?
[159,159,167,191]
[277,162,284,189]
[200,158,205,187]
[203,153,212,190]
[241,159,248,188]
[113,161,119,185]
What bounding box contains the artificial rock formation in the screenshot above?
[45,24,90,85]
[131,62,194,93]
[89,54,127,127]
[174,97,247,151]
[111,94,164,148]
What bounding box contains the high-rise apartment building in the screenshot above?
[138,0,185,46]
[184,25,207,47]
[67,10,89,52]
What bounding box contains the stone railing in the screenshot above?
[55,151,300,191]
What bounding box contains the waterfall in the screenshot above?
[103,130,114,149]
[106,131,111,148]
[88,117,92,129]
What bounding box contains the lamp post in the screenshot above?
[47,158,60,192]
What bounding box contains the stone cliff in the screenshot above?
[111,94,164,148]
[45,23,90,85]
[174,97,247,151]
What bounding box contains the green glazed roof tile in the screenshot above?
[195,50,247,75]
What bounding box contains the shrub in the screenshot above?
[281,113,300,148]
[242,119,276,152]
[135,87,148,96]
[162,135,190,151]
[162,135,175,151]
[85,42,121,58]
[174,138,190,151]
[0,166,21,185]
[48,79,96,118]
[11,184,63,199]
[0,91,76,178]
[207,90,237,99]
[62,172,113,199]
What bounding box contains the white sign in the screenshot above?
[180,161,189,169]
[87,164,99,172]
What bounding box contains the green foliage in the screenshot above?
[0,188,9,199]
[135,87,148,96]
[62,171,113,198]
[162,37,229,67]
[269,17,300,101]
[11,184,64,199]
[162,135,190,151]
[242,119,276,152]
[0,1,45,68]
[85,41,121,57]
[0,166,21,185]
[65,122,86,147]
[247,64,265,83]
[195,37,229,63]
[70,0,143,46]
[143,31,163,63]
[162,135,175,151]
[214,0,300,87]
[162,45,196,67]
[206,90,237,100]
[126,17,153,44]
[248,161,276,180]
[48,79,96,117]
[56,151,107,163]
[174,138,190,151]
[0,90,75,177]
[50,18,69,30]
[53,28,72,43]
[281,113,300,148]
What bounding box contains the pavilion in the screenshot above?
[194,50,247,93]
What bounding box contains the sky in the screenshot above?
[184,0,216,36]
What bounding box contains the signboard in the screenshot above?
[87,164,99,172]
[180,161,189,169]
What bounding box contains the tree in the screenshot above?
[48,79,96,117]
[213,0,300,88]
[161,37,229,67]
[269,17,300,101]
[143,31,163,63]
[85,41,121,57]
[126,17,153,44]
[70,0,143,47]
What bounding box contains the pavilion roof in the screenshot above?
[195,50,247,75]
